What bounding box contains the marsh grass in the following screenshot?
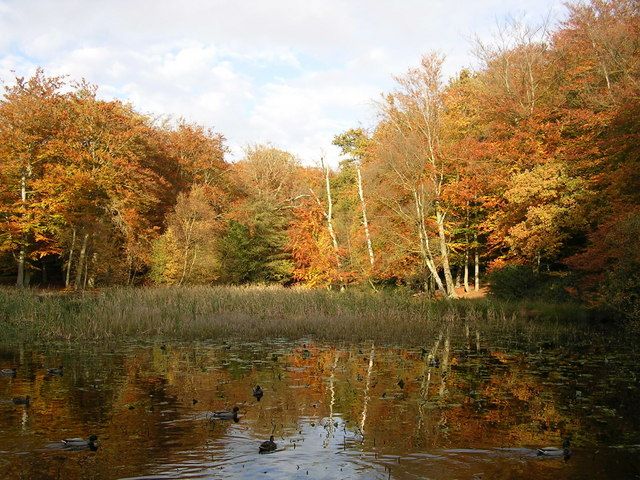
[0,285,596,345]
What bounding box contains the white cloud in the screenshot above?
[0,0,565,166]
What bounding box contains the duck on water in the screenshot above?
[47,366,64,376]
[537,438,572,460]
[253,385,264,401]
[259,436,277,453]
[61,435,99,451]
[12,395,30,405]
[209,406,240,422]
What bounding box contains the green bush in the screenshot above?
[487,265,540,300]
[488,265,573,302]
[598,214,640,324]
[602,265,640,323]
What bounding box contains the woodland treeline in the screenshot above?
[0,1,638,316]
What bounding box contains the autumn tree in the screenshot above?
[369,54,459,297]
[333,128,376,272]
[0,71,70,286]
[150,123,229,285]
[0,71,227,287]
[219,145,306,284]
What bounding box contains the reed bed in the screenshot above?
[0,285,594,345]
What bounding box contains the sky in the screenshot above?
[0,0,565,166]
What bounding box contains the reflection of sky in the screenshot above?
[2,339,639,478]
[130,416,389,480]
[0,0,565,167]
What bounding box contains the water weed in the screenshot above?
[0,286,595,344]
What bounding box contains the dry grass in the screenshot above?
[0,285,593,345]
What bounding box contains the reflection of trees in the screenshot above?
[420,333,442,399]
[416,333,442,445]
[359,343,375,439]
[323,350,339,448]
[439,327,451,398]
[0,339,591,477]
[443,347,578,448]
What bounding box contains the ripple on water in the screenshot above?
[0,338,639,479]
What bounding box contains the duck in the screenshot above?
[209,406,239,422]
[253,385,264,401]
[47,366,64,376]
[1,368,17,377]
[259,435,277,453]
[12,395,30,405]
[537,437,571,459]
[62,434,99,451]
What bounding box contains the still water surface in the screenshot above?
[0,332,639,479]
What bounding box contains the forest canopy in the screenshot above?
[0,0,638,319]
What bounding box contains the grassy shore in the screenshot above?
[0,285,597,345]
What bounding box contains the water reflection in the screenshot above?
[0,332,638,479]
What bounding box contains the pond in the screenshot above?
[0,330,639,479]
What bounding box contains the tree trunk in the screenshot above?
[88,252,97,288]
[126,254,133,286]
[464,249,470,292]
[322,158,341,269]
[356,163,375,269]
[463,206,470,293]
[474,248,480,291]
[74,233,89,290]
[189,246,198,280]
[474,232,480,291]
[65,228,76,288]
[83,250,89,290]
[179,216,196,285]
[16,172,28,287]
[16,247,25,287]
[436,208,457,298]
[413,189,445,294]
[464,322,470,350]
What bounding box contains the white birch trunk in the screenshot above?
[88,252,97,288]
[74,233,89,290]
[65,228,76,288]
[413,189,445,294]
[436,208,457,298]
[179,216,196,286]
[83,249,89,290]
[474,232,480,291]
[356,163,375,269]
[16,172,28,287]
[464,249,470,293]
[322,158,341,269]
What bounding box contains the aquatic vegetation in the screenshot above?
[0,286,594,344]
